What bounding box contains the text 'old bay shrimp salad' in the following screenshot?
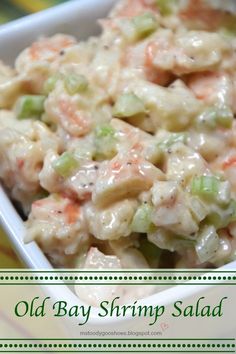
[1,0,236,270]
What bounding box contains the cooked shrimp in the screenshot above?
[0,127,45,212]
[180,0,232,31]
[29,36,75,61]
[45,95,92,137]
[15,35,76,93]
[187,71,235,112]
[113,0,156,19]
[144,30,232,76]
[92,152,164,207]
[145,41,174,85]
[17,35,76,67]
[40,149,99,201]
[26,194,90,266]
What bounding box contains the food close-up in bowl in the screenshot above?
[1,0,236,271]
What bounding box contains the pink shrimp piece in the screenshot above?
[58,99,91,137]
[117,0,157,18]
[32,194,80,225]
[29,35,76,62]
[180,0,225,30]
[64,202,81,224]
[93,152,164,207]
[187,71,235,111]
[101,0,157,30]
[187,72,221,100]
[145,41,174,85]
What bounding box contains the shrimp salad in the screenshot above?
[1,0,236,270]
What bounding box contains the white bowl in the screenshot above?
[0,0,236,335]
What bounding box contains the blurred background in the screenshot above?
[0,0,69,24]
[0,0,70,268]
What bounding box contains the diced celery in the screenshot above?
[197,107,233,129]
[197,108,217,129]
[52,152,79,178]
[195,225,220,263]
[139,237,162,267]
[219,17,236,38]
[131,204,154,233]
[188,196,208,222]
[119,14,158,42]
[175,238,196,249]
[112,93,146,118]
[74,145,94,161]
[94,123,117,160]
[206,199,236,229]
[218,181,231,204]
[158,133,188,151]
[64,74,88,95]
[191,176,220,200]
[148,229,195,252]
[119,19,137,42]
[43,74,60,95]
[217,107,234,128]
[191,176,231,205]
[219,28,236,38]
[206,213,227,230]
[95,124,115,138]
[156,0,176,16]
[228,199,236,221]
[132,12,158,39]
[15,95,45,120]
